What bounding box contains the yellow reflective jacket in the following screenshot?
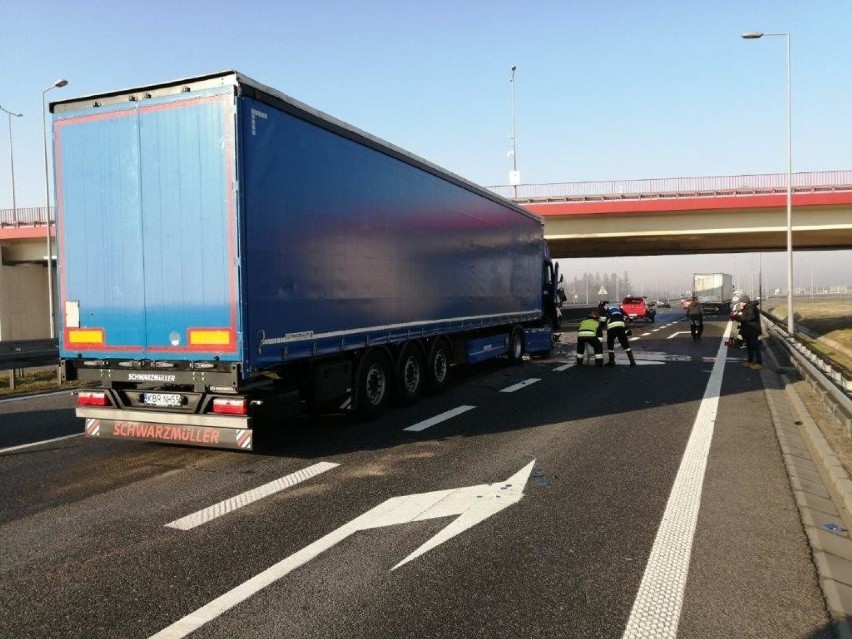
[578,317,602,338]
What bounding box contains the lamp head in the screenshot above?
[741,31,764,39]
[53,79,69,88]
[0,105,23,117]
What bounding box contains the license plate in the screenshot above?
[142,393,183,408]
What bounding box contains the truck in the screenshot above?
[692,273,734,315]
[52,71,562,451]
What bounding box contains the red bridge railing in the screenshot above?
[4,171,852,224]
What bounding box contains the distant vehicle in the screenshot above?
[692,273,734,315]
[621,296,656,323]
[656,299,671,308]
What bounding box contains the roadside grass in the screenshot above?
[0,369,91,397]
[764,299,852,479]
[763,299,852,370]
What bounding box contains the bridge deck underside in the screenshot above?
[531,202,852,259]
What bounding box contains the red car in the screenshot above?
[621,296,656,323]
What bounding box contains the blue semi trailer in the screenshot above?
[53,71,561,450]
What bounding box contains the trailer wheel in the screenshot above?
[355,349,391,418]
[508,326,525,364]
[396,342,425,405]
[425,339,451,395]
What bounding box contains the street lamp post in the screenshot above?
[42,78,69,339]
[741,30,794,335]
[509,65,519,197]
[0,104,23,224]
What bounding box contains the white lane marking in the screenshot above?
[553,363,573,372]
[0,389,74,405]
[165,462,339,531]
[500,378,541,393]
[640,332,652,336]
[150,461,536,639]
[667,331,692,339]
[621,321,733,639]
[0,433,82,454]
[404,405,475,432]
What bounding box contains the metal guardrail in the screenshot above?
[763,313,852,396]
[764,318,852,437]
[0,339,59,391]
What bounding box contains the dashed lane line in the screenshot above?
[165,462,340,531]
[0,389,75,404]
[404,405,476,432]
[500,378,541,393]
[0,433,82,454]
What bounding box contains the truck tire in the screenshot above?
[508,326,525,364]
[396,342,425,405]
[425,339,451,395]
[355,349,391,418]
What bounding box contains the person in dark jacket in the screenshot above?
[576,311,604,367]
[686,296,704,341]
[604,304,636,367]
[737,294,763,369]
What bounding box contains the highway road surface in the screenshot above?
[0,311,835,638]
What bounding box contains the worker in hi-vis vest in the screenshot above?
[576,310,604,367]
[604,304,636,367]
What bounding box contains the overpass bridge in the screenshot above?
[489,170,852,259]
[1,170,851,339]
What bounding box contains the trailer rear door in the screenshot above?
[55,87,240,361]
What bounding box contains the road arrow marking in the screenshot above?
[150,461,537,639]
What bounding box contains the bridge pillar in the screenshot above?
[0,245,52,340]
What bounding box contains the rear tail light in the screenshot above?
[77,391,109,407]
[212,397,249,415]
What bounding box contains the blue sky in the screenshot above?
[1,0,849,294]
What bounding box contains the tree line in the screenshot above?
[561,271,635,304]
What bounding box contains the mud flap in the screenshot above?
[84,418,253,450]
